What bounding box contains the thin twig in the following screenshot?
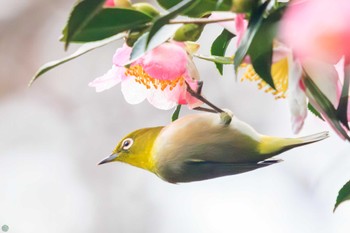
[185,81,224,113]
[193,107,217,113]
[169,17,235,25]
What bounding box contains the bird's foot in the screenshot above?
[220,111,233,126]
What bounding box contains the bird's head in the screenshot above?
[98,126,163,172]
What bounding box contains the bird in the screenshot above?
[98,111,328,183]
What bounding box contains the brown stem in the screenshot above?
[185,81,224,113]
[169,17,235,25]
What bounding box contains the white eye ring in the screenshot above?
[122,138,133,150]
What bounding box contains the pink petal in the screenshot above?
[121,77,148,105]
[287,57,307,134]
[104,0,115,7]
[89,66,122,92]
[112,44,133,67]
[281,0,350,63]
[182,81,203,109]
[136,42,188,81]
[235,14,247,46]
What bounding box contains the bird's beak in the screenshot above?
[98,153,118,165]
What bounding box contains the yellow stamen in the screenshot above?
[125,65,184,90]
[240,58,289,99]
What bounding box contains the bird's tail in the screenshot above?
[259,131,329,156]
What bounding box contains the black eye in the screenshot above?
[122,138,133,150]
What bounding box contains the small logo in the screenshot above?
[1,225,9,232]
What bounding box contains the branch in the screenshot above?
[169,17,235,25]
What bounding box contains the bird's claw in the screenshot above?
[220,111,233,126]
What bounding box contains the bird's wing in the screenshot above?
[173,159,283,182]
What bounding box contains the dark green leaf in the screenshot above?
[248,18,276,88]
[234,1,269,73]
[334,180,350,212]
[336,62,350,130]
[29,34,124,86]
[304,75,350,140]
[64,8,152,43]
[308,103,324,121]
[194,54,233,64]
[211,29,235,75]
[62,0,105,50]
[172,104,182,121]
[234,3,285,88]
[157,0,231,17]
[249,45,274,87]
[130,24,180,62]
[146,0,200,47]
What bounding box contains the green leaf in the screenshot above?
[247,6,285,88]
[234,1,269,73]
[194,54,233,64]
[146,0,200,47]
[211,29,235,75]
[63,8,152,43]
[130,24,180,62]
[334,180,350,212]
[336,62,350,130]
[172,104,182,121]
[157,0,231,17]
[29,34,124,86]
[308,103,324,121]
[62,0,105,50]
[304,75,350,140]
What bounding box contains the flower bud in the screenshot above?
[113,0,132,8]
[126,29,145,47]
[173,24,204,42]
[231,0,258,13]
[132,3,160,18]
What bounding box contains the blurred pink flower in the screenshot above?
[89,42,201,110]
[281,0,350,64]
[104,0,115,7]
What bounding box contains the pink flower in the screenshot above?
[104,0,115,7]
[281,0,350,64]
[89,42,202,110]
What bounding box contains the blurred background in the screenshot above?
[1,0,350,232]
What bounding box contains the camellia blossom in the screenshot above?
[210,11,339,134]
[89,42,202,110]
[281,0,350,64]
[210,12,289,99]
[280,0,350,135]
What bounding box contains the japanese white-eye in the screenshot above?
[98,111,328,183]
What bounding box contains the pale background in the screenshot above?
[1,0,350,233]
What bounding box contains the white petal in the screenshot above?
[287,57,307,134]
[272,42,291,63]
[121,77,147,104]
[147,89,177,110]
[88,66,122,92]
[303,59,340,106]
